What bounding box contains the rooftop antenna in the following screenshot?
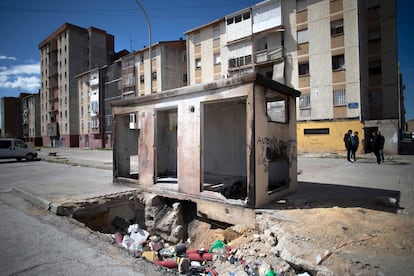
[128,34,135,52]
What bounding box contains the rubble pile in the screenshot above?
[107,215,308,275]
[72,194,315,275]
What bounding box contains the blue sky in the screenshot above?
[0,0,413,124]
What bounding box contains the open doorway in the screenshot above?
[155,108,178,184]
[363,126,378,153]
[201,98,247,200]
[114,114,139,180]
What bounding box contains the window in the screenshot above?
[297,29,308,44]
[332,54,345,70]
[299,94,310,109]
[226,12,250,26]
[195,58,201,69]
[151,72,157,80]
[126,74,134,86]
[267,99,287,123]
[213,27,220,40]
[367,0,380,10]
[297,0,307,11]
[15,140,28,149]
[331,19,344,35]
[140,75,144,83]
[304,128,329,135]
[91,101,98,114]
[228,55,252,68]
[0,140,12,149]
[333,89,346,106]
[140,55,144,63]
[235,14,242,23]
[368,28,381,42]
[369,60,381,74]
[368,89,382,107]
[194,33,201,45]
[298,62,309,76]
[214,53,221,65]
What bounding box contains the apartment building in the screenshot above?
[185,0,400,155]
[75,40,186,149]
[1,93,41,145]
[120,40,187,99]
[1,95,25,138]
[38,23,115,147]
[21,93,42,146]
[77,68,100,148]
[101,57,126,148]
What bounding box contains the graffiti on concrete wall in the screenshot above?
[257,136,297,171]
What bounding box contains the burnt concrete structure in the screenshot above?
[111,73,300,225]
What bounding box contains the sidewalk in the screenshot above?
[11,147,137,214]
[36,147,114,170]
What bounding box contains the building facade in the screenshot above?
[1,97,22,139]
[101,58,125,148]
[185,0,401,155]
[121,40,187,99]
[38,23,115,147]
[21,93,42,146]
[75,40,186,149]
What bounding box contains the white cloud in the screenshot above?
[0,62,40,92]
[0,55,17,60]
[2,64,40,75]
[0,76,40,90]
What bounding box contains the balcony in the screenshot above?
[228,55,252,71]
[255,46,283,65]
[90,116,100,134]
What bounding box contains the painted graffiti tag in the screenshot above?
[257,136,297,171]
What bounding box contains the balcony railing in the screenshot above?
[255,46,283,64]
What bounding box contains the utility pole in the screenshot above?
[133,0,152,94]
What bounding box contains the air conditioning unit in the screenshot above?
[221,73,229,79]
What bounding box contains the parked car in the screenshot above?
[0,138,37,161]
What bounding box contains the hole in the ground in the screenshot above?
[68,194,309,275]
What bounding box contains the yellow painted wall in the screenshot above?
[297,120,364,154]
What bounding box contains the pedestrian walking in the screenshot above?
[371,130,382,164]
[343,129,353,162]
[351,131,359,162]
[378,131,385,161]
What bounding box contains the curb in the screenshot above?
[12,187,52,211]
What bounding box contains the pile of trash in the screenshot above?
[108,216,301,275]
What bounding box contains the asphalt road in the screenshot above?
[0,193,162,275]
[0,160,174,276]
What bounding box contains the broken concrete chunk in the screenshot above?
[374,196,399,208]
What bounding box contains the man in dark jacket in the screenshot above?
[343,129,353,162]
[351,131,359,162]
[371,130,382,164]
[378,131,385,161]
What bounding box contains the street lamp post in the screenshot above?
[133,0,152,94]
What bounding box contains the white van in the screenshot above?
[0,138,38,161]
